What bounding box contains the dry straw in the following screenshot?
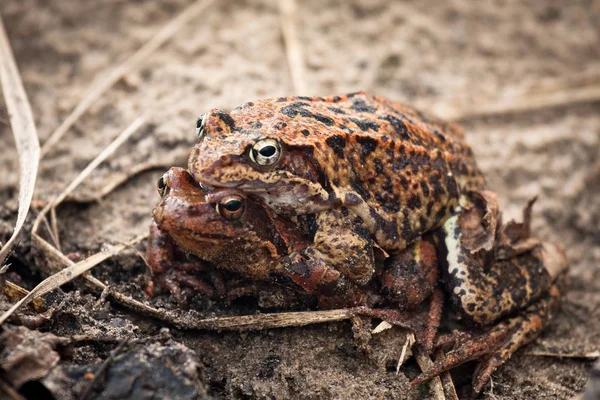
[0,15,40,266]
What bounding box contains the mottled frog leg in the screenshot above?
[273,251,375,308]
[380,234,439,309]
[419,192,569,395]
[441,194,566,325]
[413,276,566,396]
[307,208,376,286]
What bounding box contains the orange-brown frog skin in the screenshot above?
[185,92,568,395]
[189,91,484,252]
[148,167,393,308]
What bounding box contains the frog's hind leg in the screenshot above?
[442,192,567,325]
[412,279,564,396]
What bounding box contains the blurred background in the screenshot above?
[0,1,598,399]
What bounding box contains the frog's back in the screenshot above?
[229,92,485,249]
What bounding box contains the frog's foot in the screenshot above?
[412,282,563,396]
[153,269,217,305]
[350,287,444,350]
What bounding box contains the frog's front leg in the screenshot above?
[307,208,376,286]
[273,251,375,308]
[147,221,220,303]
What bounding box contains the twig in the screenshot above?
[1,280,45,312]
[40,0,217,157]
[67,162,172,203]
[0,13,40,266]
[449,84,600,121]
[396,332,415,374]
[435,349,459,400]
[414,347,446,400]
[278,0,307,94]
[0,235,145,325]
[420,70,600,122]
[0,379,26,400]
[50,206,61,252]
[48,115,146,210]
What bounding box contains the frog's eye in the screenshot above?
[195,114,207,141]
[216,195,246,220]
[249,138,282,167]
[157,173,169,197]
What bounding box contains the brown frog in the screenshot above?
[184,92,567,394]
[148,167,386,308]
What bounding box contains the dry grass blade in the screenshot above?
[49,115,145,210]
[435,349,459,400]
[176,308,358,331]
[1,280,45,312]
[423,70,600,121]
[40,0,217,157]
[66,162,173,203]
[0,235,144,325]
[279,0,307,94]
[414,348,446,400]
[0,14,40,266]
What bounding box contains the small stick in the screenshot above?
[435,348,459,400]
[1,280,45,312]
[50,207,61,252]
[414,347,446,400]
[396,333,415,374]
[0,14,40,266]
[0,379,26,400]
[279,0,307,94]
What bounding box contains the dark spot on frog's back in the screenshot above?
[351,99,377,113]
[374,158,385,174]
[433,129,446,142]
[328,107,346,114]
[301,129,310,136]
[407,194,421,210]
[214,110,235,131]
[350,118,380,132]
[326,135,346,158]
[380,115,409,140]
[313,113,335,126]
[280,102,307,118]
[356,137,378,162]
[446,175,459,199]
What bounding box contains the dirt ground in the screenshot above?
[0,0,599,399]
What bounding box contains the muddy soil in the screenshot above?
[0,1,599,399]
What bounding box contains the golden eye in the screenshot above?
[196,113,207,141]
[249,138,282,167]
[157,173,169,197]
[216,195,246,220]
